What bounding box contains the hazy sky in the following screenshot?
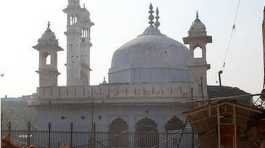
[0,0,264,98]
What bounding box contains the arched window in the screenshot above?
[135,118,159,148]
[81,28,88,39]
[70,16,77,25]
[44,53,51,65]
[193,47,203,58]
[109,118,129,148]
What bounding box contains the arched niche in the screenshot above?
[109,118,129,148]
[45,54,51,65]
[193,46,203,58]
[165,116,184,132]
[41,52,52,65]
[165,116,186,147]
[135,118,159,148]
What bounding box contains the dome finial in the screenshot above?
[148,3,154,26]
[103,77,107,84]
[48,21,51,29]
[155,7,160,28]
[196,11,199,20]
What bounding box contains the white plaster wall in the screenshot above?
[80,41,91,85]
[32,103,190,132]
[30,102,194,148]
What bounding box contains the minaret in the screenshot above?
[183,12,212,100]
[63,0,94,86]
[33,22,63,87]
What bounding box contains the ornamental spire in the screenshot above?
[48,21,51,29]
[155,7,160,28]
[194,11,202,23]
[196,11,199,19]
[148,3,154,26]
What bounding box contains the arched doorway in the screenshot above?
[165,116,185,147]
[165,116,184,132]
[109,118,129,148]
[135,118,159,148]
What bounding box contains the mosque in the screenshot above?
[2,0,253,147]
[31,0,210,131]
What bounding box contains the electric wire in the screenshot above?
[220,0,241,71]
[216,0,241,85]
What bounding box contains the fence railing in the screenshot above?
[1,122,195,148]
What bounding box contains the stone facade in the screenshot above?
[33,23,63,87]
[29,2,213,148]
[63,0,94,86]
[31,103,189,132]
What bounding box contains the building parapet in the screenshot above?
[32,82,193,104]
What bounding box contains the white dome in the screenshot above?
[109,26,192,84]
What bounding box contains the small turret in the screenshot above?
[33,22,63,87]
[183,12,212,102]
[183,12,212,62]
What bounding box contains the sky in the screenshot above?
[0,0,264,98]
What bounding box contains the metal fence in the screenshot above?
[1,122,195,148]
